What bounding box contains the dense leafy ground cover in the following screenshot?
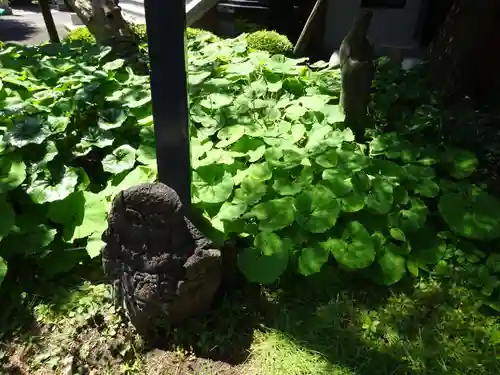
[0,31,500,374]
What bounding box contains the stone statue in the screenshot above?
[339,9,375,142]
[101,183,222,343]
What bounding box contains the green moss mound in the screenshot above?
[246,30,293,55]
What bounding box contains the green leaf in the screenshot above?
[47,191,85,225]
[441,147,478,179]
[389,228,406,242]
[0,256,7,287]
[193,169,234,204]
[4,117,51,147]
[439,190,500,241]
[322,169,353,197]
[315,149,339,168]
[102,58,125,71]
[216,125,246,148]
[0,157,26,193]
[69,192,108,241]
[47,115,70,133]
[324,221,376,269]
[0,195,15,240]
[98,108,129,130]
[388,197,428,234]
[365,178,394,214]
[250,197,296,231]
[1,224,57,257]
[413,179,440,198]
[272,166,313,196]
[233,177,267,205]
[102,145,137,174]
[298,245,330,276]
[237,237,290,284]
[200,93,233,109]
[86,232,105,259]
[351,171,371,192]
[377,249,407,285]
[246,162,273,181]
[295,185,340,233]
[339,191,365,213]
[27,166,80,204]
[215,202,247,222]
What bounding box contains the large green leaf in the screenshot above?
[4,117,51,147]
[440,147,478,179]
[295,185,340,233]
[249,197,296,231]
[324,221,376,269]
[102,144,137,174]
[298,245,330,276]
[237,233,290,284]
[27,166,80,204]
[0,157,26,193]
[439,190,500,241]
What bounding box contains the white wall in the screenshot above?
[323,0,423,55]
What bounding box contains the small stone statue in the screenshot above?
[339,9,375,142]
[101,183,222,342]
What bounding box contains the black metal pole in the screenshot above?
[144,0,191,206]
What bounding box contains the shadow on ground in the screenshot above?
[0,19,37,43]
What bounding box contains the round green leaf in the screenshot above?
[339,191,365,213]
[98,108,129,130]
[246,162,272,181]
[388,197,428,234]
[4,117,51,147]
[324,221,376,269]
[215,202,247,222]
[272,166,313,196]
[351,171,371,192]
[298,246,330,276]
[389,228,406,242]
[439,190,500,241]
[233,177,267,205]
[377,249,407,285]
[0,157,26,193]
[255,231,283,256]
[102,144,137,174]
[315,150,339,168]
[413,179,440,198]
[295,185,340,233]
[322,169,353,197]
[200,93,233,109]
[1,224,57,257]
[441,147,478,179]
[365,178,394,214]
[250,197,296,231]
[193,170,234,204]
[237,241,289,285]
[27,166,80,204]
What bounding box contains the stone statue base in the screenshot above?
[101,183,223,342]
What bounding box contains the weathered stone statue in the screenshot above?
[101,183,223,342]
[339,9,375,142]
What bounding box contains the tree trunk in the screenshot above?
[39,0,60,43]
[428,0,500,103]
[64,0,136,44]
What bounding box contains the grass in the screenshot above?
[1,264,499,374]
